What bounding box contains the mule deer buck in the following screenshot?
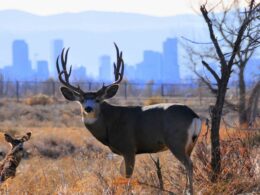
[57,44,202,194]
[0,132,31,183]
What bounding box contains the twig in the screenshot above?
[150,155,164,191]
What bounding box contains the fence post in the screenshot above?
[0,75,3,97]
[34,81,38,95]
[5,81,8,97]
[52,81,55,97]
[124,82,127,100]
[161,84,164,97]
[16,81,19,102]
[88,82,92,91]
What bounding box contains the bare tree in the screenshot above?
[213,0,260,127]
[193,0,259,180]
[186,0,260,128]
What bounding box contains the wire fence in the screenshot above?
[0,80,247,102]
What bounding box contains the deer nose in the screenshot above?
[85,107,93,113]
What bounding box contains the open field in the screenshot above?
[0,97,259,194]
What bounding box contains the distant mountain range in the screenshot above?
[0,10,206,32]
[0,10,210,78]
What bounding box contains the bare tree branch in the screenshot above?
[202,60,221,83]
[227,0,256,69]
[194,69,218,94]
[200,5,228,68]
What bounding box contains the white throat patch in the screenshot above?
[82,111,98,124]
[83,117,97,124]
[81,100,98,125]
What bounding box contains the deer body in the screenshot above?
[57,44,201,194]
[84,102,200,156]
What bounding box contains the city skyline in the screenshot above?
[0,9,219,78]
[0,9,258,84]
[0,37,258,84]
[0,37,181,83]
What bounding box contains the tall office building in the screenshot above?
[12,40,32,80]
[143,50,162,82]
[99,55,112,82]
[135,50,162,82]
[73,66,87,81]
[162,38,180,83]
[36,60,49,81]
[51,39,64,78]
[125,64,136,81]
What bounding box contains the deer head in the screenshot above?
[57,43,124,122]
[4,132,31,159]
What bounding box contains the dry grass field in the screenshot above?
[0,96,259,194]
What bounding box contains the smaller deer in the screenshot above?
[0,132,31,183]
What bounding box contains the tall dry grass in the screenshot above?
[0,126,258,194]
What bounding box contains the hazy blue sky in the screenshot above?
[0,0,205,16]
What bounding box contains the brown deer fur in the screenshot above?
[0,132,31,183]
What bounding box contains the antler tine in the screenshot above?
[112,43,124,85]
[56,48,84,95]
[62,49,71,75]
[56,55,61,74]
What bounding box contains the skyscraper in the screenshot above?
[12,40,32,80]
[135,50,162,82]
[51,39,63,78]
[99,55,111,82]
[73,66,87,81]
[162,38,180,83]
[143,50,162,82]
[125,64,136,81]
[36,60,49,81]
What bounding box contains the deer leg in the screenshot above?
[167,144,194,195]
[183,156,193,195]
[120,154,135,178]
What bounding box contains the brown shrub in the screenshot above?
[193,133,260,194]
[246,131,260,147]
[25,94,53,106]
[34,138,76,159]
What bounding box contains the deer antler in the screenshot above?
[112,43,124,85]
[97,43,124,96]
[56,48,85,96]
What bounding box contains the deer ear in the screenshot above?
[104,85,119,99]
[26,132,32,139]
[60,87,81,101]
[4,133,14,143]
[21,132,31,142]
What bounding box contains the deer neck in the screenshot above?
[82,102,116,146]
[5,150,22,168]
